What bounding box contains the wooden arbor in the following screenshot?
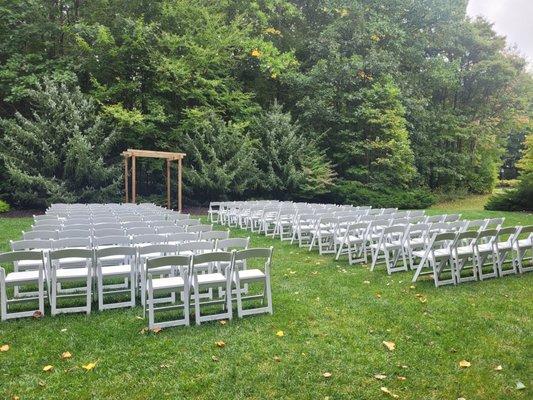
[122,149,186,211]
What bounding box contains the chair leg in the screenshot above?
[0,278,7,321]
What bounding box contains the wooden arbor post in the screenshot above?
[122,149,185,211]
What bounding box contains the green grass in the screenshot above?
[0,200,532,399]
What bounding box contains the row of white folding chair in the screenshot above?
[0,237,251,320]
[30,219,203,233]
[411,226,532,287]
[145,247,273,329]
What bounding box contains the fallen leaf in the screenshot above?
[363,280,370,284]
[42,365,54,372]
[151,327,162,334]
[82,362,96,371]
[38,380,46,387]
[516,381,526,390]
[61,351,72,360]
[457,397,466,400]
[418,296,427,303]
[383,341,396,351]
[375,293,382,299]
[397,376,407,381]
[494,365,503,371]
[273,356,281,362]
[1,344,9,352]
[211,355,219,362]
[139,327,148,335]
[32,310,43,319]
[215,341,226,348]
[219,320,227,325]
[135,316,143,320]
[60,328,67,333]
[380,386,399,398]
[322,372,332,378]
[374,374,387,380]
[276,330,285,337]
[459,360,471,368]
[160,364,170,368]
[12,396,20,400]
[409,285,415,289]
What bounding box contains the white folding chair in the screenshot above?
[412,232,457,286]
[190,251,233,325]
[145,255,191,329]
[309,217,337,254]
[0,251,46,320]
[232,247,273,318]
[403,223,431,270]
[156,226,186,235]
[370,225,408,274]
[48,249,93,315]
[494,227,519,276]
[515,225,533,274]
[452,231,478,284]
[474,229,499,280]
[335,222,368,264]
[95,247,137,310]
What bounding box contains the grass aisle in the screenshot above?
[0,207,531,399]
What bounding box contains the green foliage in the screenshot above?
[486,133,533,211]
[0,78,120,208]
[333,181,435,210]
[0,199,10,213]
[0,0,531,207]
[250,102,335,200]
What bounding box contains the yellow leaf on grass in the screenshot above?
[276,330,285,337]
[380,387,399,398]
[219,320,227,325]
[459,360,471,368]
[375,293,382,299]
[12,396,20,400]
[151,327,162,334]
[42,365,54,372]
[494,365,503,371]
[363,280,370,284]
[61,351,72,360]
[273,356,282,362]
[215,341,226,348]
[374,374,387,380]
[322,372,332,378]
[82,362,96,371]
[397,376,407,381]
[33,310,43,319]
[212,355,219,362]
[0,344,9,352]
[383,341,396,351]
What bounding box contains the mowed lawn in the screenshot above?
[0,202,532,399]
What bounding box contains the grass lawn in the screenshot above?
[0,199,532,399]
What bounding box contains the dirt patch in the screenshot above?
[1,209,44,218]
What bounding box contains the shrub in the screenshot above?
[0,200,10,213]
[485,173,533,211]
[0,78,121,208]
[332,181,435,209]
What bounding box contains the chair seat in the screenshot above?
[58,257,88,265]
[476,243,493,253]
[56,267,89,279]
[455,246,474,256]
[407,237,426,246]
[5,270,40,284]
[151,276,185,291]
[517,238,532,248]
[101,264,133,276]
[99,254,128,263]
[196,273,226,286]
[16,260,42,270]
[235,269,265,281]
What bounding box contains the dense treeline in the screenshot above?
[0,0,531,208]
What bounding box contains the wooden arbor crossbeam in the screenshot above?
[122,149,186,211]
